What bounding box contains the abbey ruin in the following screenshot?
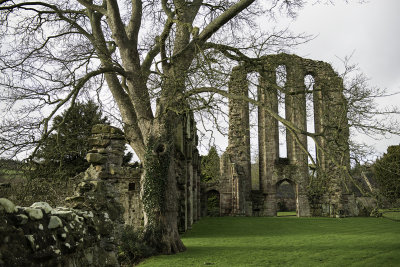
[209,53,359,218]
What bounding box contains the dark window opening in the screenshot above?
[128,182,136,191]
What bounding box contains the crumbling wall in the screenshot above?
[0,125,131,266]
[219,66,253,216]
[174,111,201,232]
[0,198,117,266]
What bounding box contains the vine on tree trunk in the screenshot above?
[142,136,171,224]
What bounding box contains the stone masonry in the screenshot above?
[174,111,202,232]
[219,66,253,216]
[217,53,356,217]
[0,125,129,266]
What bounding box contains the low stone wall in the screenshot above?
[0,125,129,266]
[0,198,118,266]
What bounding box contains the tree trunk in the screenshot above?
[140,109,186,254]
[140,38,194,253]
[160,154,186,253]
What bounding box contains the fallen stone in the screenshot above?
[51,209,73,220]
[86,153,107,164]
[25,235,35,251]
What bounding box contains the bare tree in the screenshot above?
[0,0,310,254]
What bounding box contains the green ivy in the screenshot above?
[307,172,327,208]
[142,136,171,224]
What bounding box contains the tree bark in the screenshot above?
[141,105,187,253]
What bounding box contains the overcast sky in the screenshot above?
[269,0,400,157]
[287,0,400,91]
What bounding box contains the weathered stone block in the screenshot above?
[91,124,124,137]
[89,138,111,147]
[86,153,107,164]
[16,214,29,225]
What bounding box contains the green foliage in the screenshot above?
[201,146,220,184]
[122,151,133,166]
[277,200,288,212]
[0,159,23,181]
[139,217,400,266]
[142,136,170,223]
[118,226,156,265]
[30,100,108,180]
[1,177,75,207]
[373,145,400,202]
[206,191,220,216]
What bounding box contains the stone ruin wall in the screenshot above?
[1,125,127,266]
[174,111,202,231]
[0,120,202,266]
[217,53,358,217]
[217,66,253,216]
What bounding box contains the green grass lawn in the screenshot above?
[139,216,400,267]
[277,211,296,217]
[381,209,400,221]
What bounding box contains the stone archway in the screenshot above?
[276,178,296,215]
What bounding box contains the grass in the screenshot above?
[381,208,400,221]
[139,216,400,267]
[277,211,296,217]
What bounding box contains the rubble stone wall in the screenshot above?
[0,125,129,266]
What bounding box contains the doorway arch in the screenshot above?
[206,190,220,216]
[276,179,297,216]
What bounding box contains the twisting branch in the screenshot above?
[0,1,93,40]
[76,0,106,15]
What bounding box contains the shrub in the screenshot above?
[118,226,156,265]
